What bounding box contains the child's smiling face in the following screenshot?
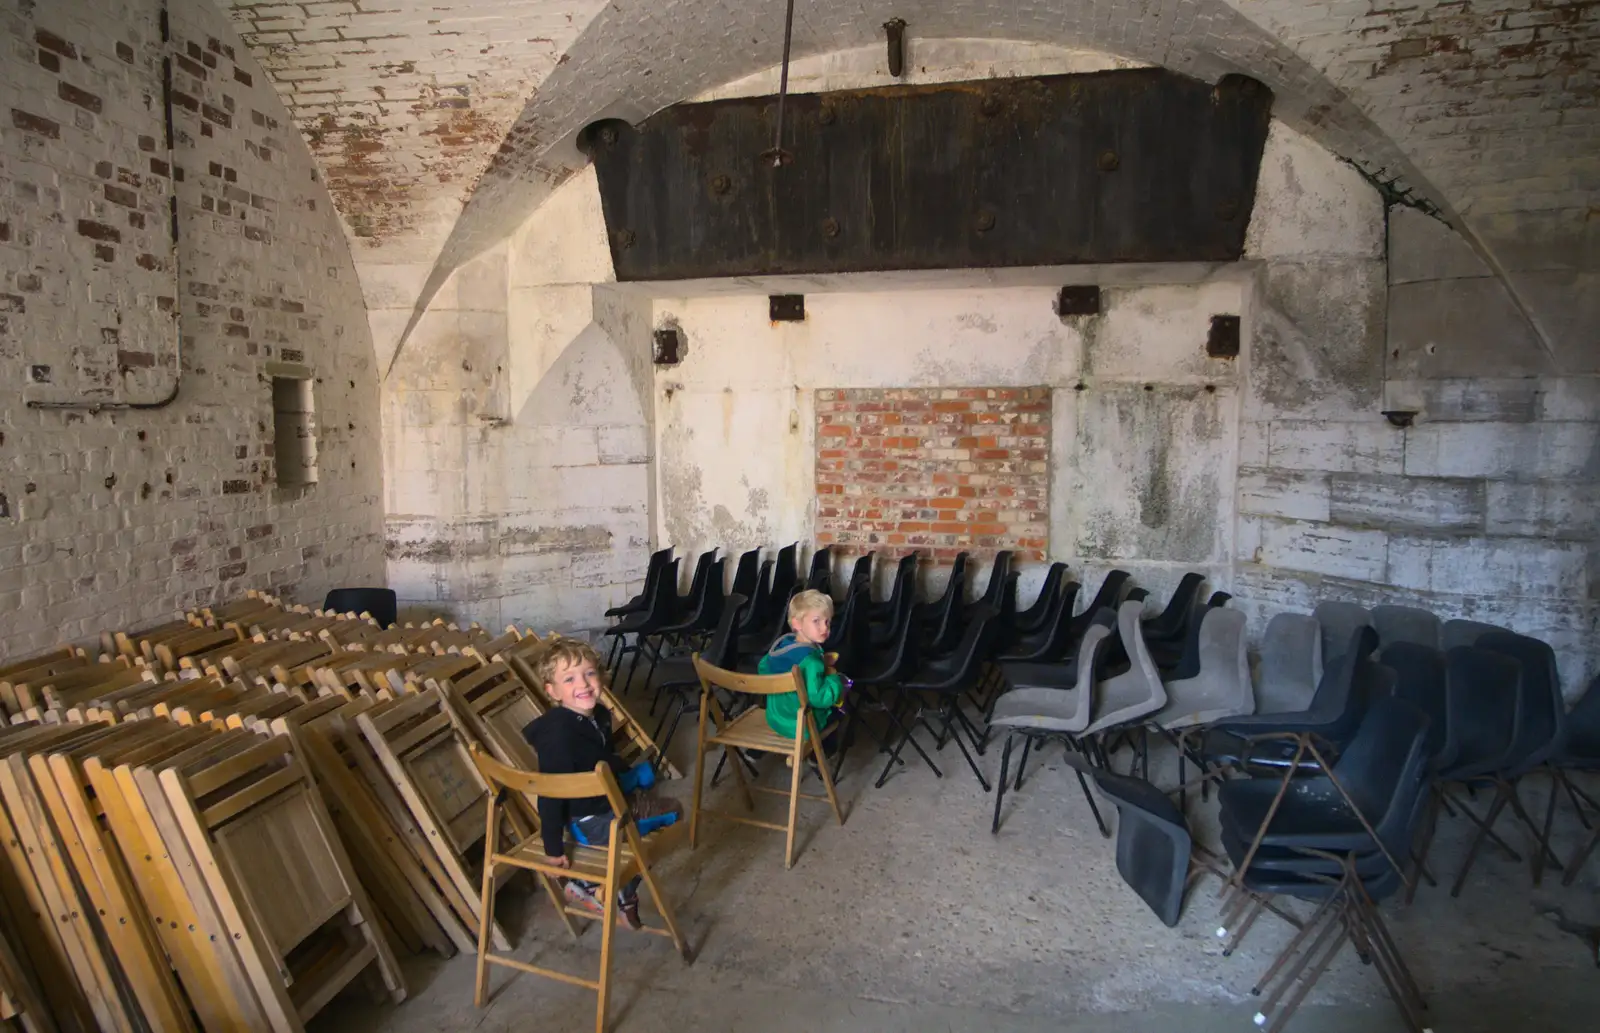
[546,656,602,715]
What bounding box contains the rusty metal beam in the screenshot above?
[582,68,1273,281]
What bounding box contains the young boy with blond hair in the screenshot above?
[521,636,679,928]
[758,589,849,746]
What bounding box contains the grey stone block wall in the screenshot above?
[1235,206,1598,698]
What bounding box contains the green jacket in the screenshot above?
[757,633,844,740]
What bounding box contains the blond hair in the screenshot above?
[787,589,834,623]
[532,635,607,692]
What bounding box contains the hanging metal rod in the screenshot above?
[760,0,797,168]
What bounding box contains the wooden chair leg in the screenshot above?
[595,845,621,1033]
[474,795,498,1008]
[635,851,690,960]
[690,693,709,849]
[725,743,758,811]
[784,742,804,869]
[806,710,845,827]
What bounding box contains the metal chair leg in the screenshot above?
[1451,784,1514,897]
[1075,763,1109,838]
[991,734,1014,835]
[933,698,990,791]
[1014,737,1033,790]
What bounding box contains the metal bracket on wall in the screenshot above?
[769,295,805,322]
[1206,315,1241,358]
[1056,286,1101,317]
[884,19,906,78]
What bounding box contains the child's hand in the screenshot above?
[546,854,570,868]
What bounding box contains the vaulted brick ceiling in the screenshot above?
[220,0,1596,368]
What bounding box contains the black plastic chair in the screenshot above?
[963,550,1013,621]
[806,545,832,595]
[824,585,872,677]
[1381,642,1449,765]
[1219,696,1430,872]
[866,555,919,648]
[323,587,397,629]
[843,581,924,768]
[735,558,774,639]
[846,552,874,600]
[874,608,999,790]
[608,557,681,692]
[1225,793,1431,1033]
[648,593,748,760]
[605,547,671,621]
[1067,569,1132,666]
[1084,761,1196,927]
[1203,626,1387,775]
[867,553,918,624]
[918,561,970,656]
[1559,675,1600,887]
[638,557,726,692]
[1143,572,1204,646]
[729,548,760,606]
[1212,698,1433,1033]
[913,553,968,630]
[1408,645,1524,898]
[1467,632,1568,885]
[1150,586,1227,676]
[671,550,718,622]
[773,542,799,596]
[1008,563,1069,638]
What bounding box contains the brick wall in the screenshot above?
[814,387,1050,563]
[0,0,383,658]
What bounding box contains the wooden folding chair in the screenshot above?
[356,689,526,949]
[469,750,690,1033]
[689,656,844,869]
[290,700,476,955]
[154,732,406,1031]
[35,721,200,1032]
[432,663,542,772]
[0,722,132,1032]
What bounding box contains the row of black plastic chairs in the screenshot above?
[600,545,1248,803]
[1045,620,1600,1032]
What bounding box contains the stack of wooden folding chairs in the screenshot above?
[0,592,680,1031]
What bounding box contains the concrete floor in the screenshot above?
[310,710,1600,1033]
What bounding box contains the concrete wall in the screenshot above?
[651,276,1245,606]
[1235,133,1598,698]
[0,0,384,657]
[382,166,658,632]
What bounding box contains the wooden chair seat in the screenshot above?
[707,708,792,753]
[497,819,689,885]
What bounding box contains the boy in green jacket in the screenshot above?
[758,589,848,746]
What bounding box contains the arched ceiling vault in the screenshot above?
[219,1,1597,373]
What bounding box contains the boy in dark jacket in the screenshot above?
[758,589,848,749]
[522,636,679,929]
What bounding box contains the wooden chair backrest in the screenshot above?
[471,749,629,816]
[436,663,544,800]
[359,688,492,855]
[692,655,809,705]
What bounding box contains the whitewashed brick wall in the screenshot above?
[0,0,383,659]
